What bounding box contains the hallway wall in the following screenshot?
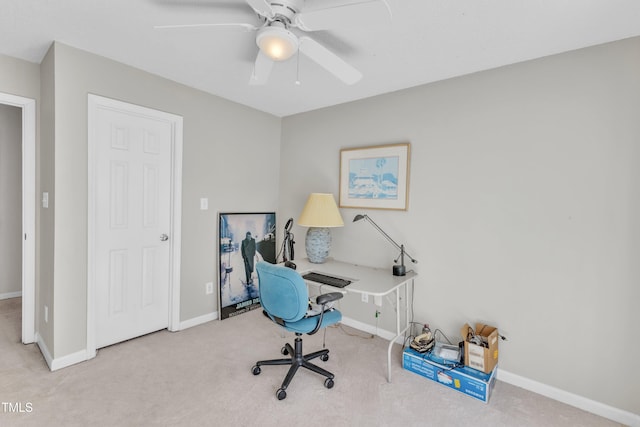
[0,104,22,298]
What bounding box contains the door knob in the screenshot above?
[160,234,169,241]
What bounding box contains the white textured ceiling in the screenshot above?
[2,0,640,117]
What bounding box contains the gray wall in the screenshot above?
[44,43,281,358]
[39,46,55,351]
[0,54,40,99]
[279,37,640,414]
[0,104,22,297]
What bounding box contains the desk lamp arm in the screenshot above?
[353,214,417,276]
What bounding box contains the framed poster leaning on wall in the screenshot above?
[218,212,276,320]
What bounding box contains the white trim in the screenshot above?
[168,117,183,332]
[50,349,90,371]
[36,333,90,371]
[87,94,183,357]
[87,95,97,359]
[21,99,36,345]
[497,369,640,427]
[0,291,22,300]
[35,332,53,370]
[0,92,36,345]
[179,311,218,330]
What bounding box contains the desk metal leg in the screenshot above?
[386,279,413,382]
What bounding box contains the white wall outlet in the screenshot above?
[206,282,214,295]
[42,192,49,208]
[44,305,49,323]
[361,293,369,303]
[200,198,208,210]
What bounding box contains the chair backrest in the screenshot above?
[256,261,308,323]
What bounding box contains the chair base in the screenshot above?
[253,334,335,400]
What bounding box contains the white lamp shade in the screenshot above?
[298,193,343,263]
[298,193,344,228]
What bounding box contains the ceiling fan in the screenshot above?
[155,0,391,85]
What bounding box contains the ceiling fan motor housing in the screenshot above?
[267,1,303,24]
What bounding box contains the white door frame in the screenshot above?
[87,94,182,358]
[0,92,36,344]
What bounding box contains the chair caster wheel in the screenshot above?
[276,388,287,400]
[324,378,334,389]
[320,353,329,362]
[281,346,289,356]
[252,365,261,375]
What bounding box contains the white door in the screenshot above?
[92,101,175,349]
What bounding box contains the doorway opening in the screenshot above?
[0,92,36,345]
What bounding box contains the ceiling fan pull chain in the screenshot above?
[295,52,301,86]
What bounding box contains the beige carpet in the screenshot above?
[0,297,621,426]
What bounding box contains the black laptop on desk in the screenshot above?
[302,271,351,288]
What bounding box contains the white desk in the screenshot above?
[295,258,416,382]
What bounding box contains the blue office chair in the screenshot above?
[251,261,343,400]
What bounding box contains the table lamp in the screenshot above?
[297,193,344,263]
[353,214,417,276]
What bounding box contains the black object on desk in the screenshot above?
[352,214,418,276]
[302,272,351,288]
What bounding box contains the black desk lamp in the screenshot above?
[353,214,417,276]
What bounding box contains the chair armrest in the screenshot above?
[315,292,344,306]
[307,292,344,336]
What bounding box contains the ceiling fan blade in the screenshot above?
[299,36,362,85]
[294,0,391,31]
[249,51,274,85]
[154,1,249,13]
[154,23,258,31]
[245,0,275,19]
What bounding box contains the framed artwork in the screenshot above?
[218,212,276,320]
[339,143,410,210]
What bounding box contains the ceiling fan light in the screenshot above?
[257,27,298,61]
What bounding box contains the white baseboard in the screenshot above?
[497,369,639,427]
[35,332,53,369]
[179,311,218,330]
[35,332,90,371]
[50,349,89,371]
[0,291,22,300]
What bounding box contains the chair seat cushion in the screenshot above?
[283,309,342,334]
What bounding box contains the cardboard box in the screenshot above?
[460,323,499,374]
[402,347,497,403]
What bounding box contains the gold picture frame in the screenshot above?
[339,143,410,210]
